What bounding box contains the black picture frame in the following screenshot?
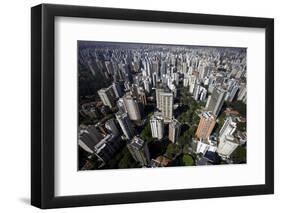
[31,3,274,209]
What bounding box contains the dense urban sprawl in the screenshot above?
[78,42,247,170]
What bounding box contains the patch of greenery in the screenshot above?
[231,146,246,163]
[103,145,140,169]
[178,130,192,146]
[118,148,140,169]
[140,122,153,142]
[237,122,246,132]
[182,154,194,166]
[165,143,182,159]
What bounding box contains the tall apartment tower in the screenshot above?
[115,111,135,139]
[111,82,123,98]
[123,93,142,121]
[188,75,197,94]
[78,126,104,153]
[205,87,226,116]
[156,88,164,110]
[219,117,237,143]
[138,88,147,105]
[105,118,120,136]
[160,92,174,122]
[116,98,127,113]
[237,83,247,103]
[98,87,116,108]
[150,113,164,140]
[195,112,216,139]
[169,119,181,143]
[217,135,239,158]
[127,136,150,167]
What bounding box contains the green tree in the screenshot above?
[188,125,197,136]
[178,130,192,146]
[165,143,182,159]
[140,122,152,142]
[231,146,246,163]
[182,154,194,166]
[237,122,246,132]
[183,144,191,154]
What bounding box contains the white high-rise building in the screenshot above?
[127,136,150,167]
[172,72,179,85]
[169,119,181,143]
[123,93,142,121]
[105,60,115,75]
[156,88,164,110]
[105,118,120,136]
[198,63,209,80]
[115,111,135,139]
[217,135,239,158]
[152,72,158,87]
[188,75,197,94]
[219,117,237,143]
[237,83,247,103]
[98,87,116,108]
[205,87,226,116]
[193,85,207,101]
[78,126,104,154]
[143,77,151,93]
[195,138,217,155]
[111,82,123,98]
[226,85,239,102]
[116,98,127,113]
[225,80,239,102]
[150,113,164,140]
[183,74,188,87]
[208,76,216,93]
[160,92,174,122]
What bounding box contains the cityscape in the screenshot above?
[78,41,247,170]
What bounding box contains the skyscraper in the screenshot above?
[217,135,239,158]
[104,61,114,75]
[225,80,239,102]
[160,92,174,122]
[169,119,181,143]
[116,98,127,113]
[198,63,210,80]
[205,87,226,116]
[195,112,216,139]
[127,136,150,167]
[188,75,197,94]
[237,83,247,104]
[111,82,123,98]
[98,87,116,108]
[219,117,237,143]
[226,85,239,102]
[193,84,207,101]
[123,93,142,121]
[138,88,147,105]
[92,134,122,162]
[195,138,217,155]
[105,118,120,136]
[143,77,151,94]
[155,88,164,110]
[78,126,104,153]
[152,72,158,87]
[115,111,135,139]
[150,113,164,140]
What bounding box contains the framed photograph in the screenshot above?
[31,4,274,209]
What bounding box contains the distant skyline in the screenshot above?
[78,40,247,51]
